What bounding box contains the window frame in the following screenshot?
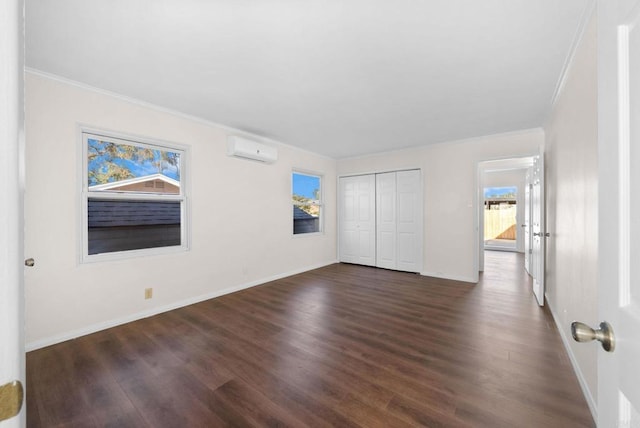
[79,127,190,263]
[292,169,324,236]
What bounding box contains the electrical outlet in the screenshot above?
[145,288,153,299]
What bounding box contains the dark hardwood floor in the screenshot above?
[26,251,595,427]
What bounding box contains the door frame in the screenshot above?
[524,167,533,274]
[530,151,545,306]
[476,155,536,275]
[0,0,26,426]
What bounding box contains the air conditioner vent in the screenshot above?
[227,136,278,164]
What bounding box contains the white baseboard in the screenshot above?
[26,260,338,352]
[484,246,520,253]
[420,271,477,283]
[546,297,598,423]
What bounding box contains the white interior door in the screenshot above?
[339,175,376,266]
[396,170,422,273]
[478,168,485,273]
[531,152,545,306]
[0,0,25,425]
[376,172,396,269]
[596,0,640,424]
[524,168,532,275]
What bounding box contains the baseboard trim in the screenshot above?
[25,260,338,352]
[420,271,477,283]
[546,297,598,424]
[483,246,520,253]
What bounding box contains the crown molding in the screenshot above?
[547,0,597,117]
[24,67,334,161]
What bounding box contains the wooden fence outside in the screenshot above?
[484,206,517,240]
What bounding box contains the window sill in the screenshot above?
[80,244,189,265]
[292,231,324,238]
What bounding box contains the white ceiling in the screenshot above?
[25,0,590,158]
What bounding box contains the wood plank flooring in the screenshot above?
[26,251,595,427]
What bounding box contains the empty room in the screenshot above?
[2,0,639,427]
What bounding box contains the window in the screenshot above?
[292,171,322,235]
[81,130,187,261]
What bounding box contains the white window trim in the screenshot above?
[78,126,190,263]
[292,169,324,236]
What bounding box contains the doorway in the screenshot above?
[477,156,535,274]
[483,186,517,251]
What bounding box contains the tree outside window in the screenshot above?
[292,172,322,235]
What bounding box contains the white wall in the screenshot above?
[337,129,542,282]
[482,168,528,252]
[24,72,337,349]
[543,11,598,417]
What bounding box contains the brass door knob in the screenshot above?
[571,321,615,352]
[0,380,23,422]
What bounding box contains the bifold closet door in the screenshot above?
[376,172,397,269]
[338,174,376,266]
[376,170,422,272]
[339,170,422,272]
[395,169,422,272]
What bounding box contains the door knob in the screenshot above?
[0,380,23,422]
[24,258,34,267]
[533,232,541,237]
[571,321,615,352]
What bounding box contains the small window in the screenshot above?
[292,171,322,235]
[82,130,187,261]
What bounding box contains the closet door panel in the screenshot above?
[356,175,376,266]
[339,176,358,263]
[376,172,397,269]
[398,232,417,266]
[396,170,422,272]
[358,229,376,264]
[339,175,376,266]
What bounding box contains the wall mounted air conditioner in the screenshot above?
[227,135,278,164]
